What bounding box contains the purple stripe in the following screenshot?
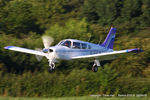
[4,46,14,49]
[126,48,144,53]
[100,27,117,49]
[108,38,115,49]
[102,27,116,46]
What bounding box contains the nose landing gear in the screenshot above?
[48,59,55,72]
[48,63,55,72]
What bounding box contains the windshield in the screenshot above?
[58,40,71,48]
[57,41,64,46]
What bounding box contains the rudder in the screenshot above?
[101,27,117,49]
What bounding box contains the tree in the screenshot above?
[96,0,118,25]
[0,0,41,34]
[82,0,120,25]
[140,0,150,26]
[82,0,99,23]
[121,0,142,21]
[45,19,91,44]
[30,0,67,29]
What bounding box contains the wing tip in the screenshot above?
[126,48,144,53]
[4,46,14,49]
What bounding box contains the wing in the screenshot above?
[4,46,47,56]
[72,48,143,60]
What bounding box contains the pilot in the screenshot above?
[64,41,71,48]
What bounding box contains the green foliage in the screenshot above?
[81,0,99,23]
[45,19,91,44]
[0,34,48,73]
[0,97,149,100]
[96,0,118,25]
[0,69,118,97]
[121,0,142,21]
[0,0,41,34]
[29,0,67,29]
[82,0,120,25]
[0,0,150,97]
[140,0,150,26]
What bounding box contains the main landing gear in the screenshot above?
[92,64,98,72]
[92,59,101,72]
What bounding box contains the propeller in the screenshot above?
[35,48,43,62]
[42,36,54,49]
[35,35,54,62]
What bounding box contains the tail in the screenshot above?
[101,27,117,49]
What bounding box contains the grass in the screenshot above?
[0,97,149,100]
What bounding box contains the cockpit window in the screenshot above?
[81,43,87,49]
[72,42,80,49]
[61,40,71,48]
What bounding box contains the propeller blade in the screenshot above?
[42,36,54,48]
[35,48,43,62]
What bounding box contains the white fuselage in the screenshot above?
[47,39,113,61]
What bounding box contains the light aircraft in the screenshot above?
[4,27,143,72]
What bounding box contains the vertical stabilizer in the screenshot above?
[101,27,117,49]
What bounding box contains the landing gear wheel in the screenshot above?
[48,67,53,72]
[92,65,98,72]
[48,63,55,72]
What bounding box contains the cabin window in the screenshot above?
[61,40,71,48]
[81,43,87,49]
[72,42,80,49]
[88,45,91,49]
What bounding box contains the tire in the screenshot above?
[48,63,55,72]
[92,65,98,72]
[48,67,53,72]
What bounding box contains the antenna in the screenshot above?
[98,36,102,44]
[88,36,91,42]
[98,39,101,44]
[87,33,92,42]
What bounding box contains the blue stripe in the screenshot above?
[4,46,14,49]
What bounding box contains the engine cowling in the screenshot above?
[43,48,53,53]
